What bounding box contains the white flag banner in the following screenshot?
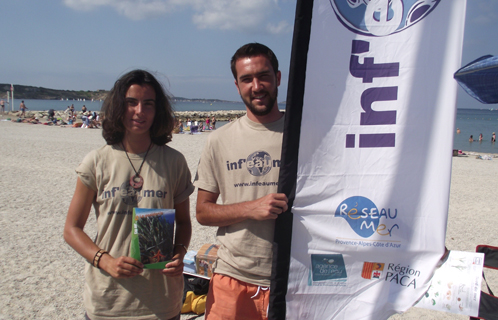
[270,1,467,319]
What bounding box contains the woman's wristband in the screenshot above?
[174,244,188,254]
[92,249,108,268]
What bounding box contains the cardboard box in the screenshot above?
[183,250,197,274]
[196,244,219,278]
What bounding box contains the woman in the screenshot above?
[64,70,193,320]
[211,116,216,130]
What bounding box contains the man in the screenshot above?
[19,101,26,117]
[0,99,5,113]
[194,43,288,319]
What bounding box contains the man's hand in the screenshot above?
[247,193,288,220]
[196,189,288,226]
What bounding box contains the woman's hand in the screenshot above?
[162,253,185,277]
[163,198,191,277]
[99,254,144,278]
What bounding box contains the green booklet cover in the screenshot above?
[130,208,175,269]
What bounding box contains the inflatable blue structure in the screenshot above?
[454,55,498,104]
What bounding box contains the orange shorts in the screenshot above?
[205,273,270,320]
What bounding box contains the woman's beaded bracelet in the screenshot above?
[92,249,108,268]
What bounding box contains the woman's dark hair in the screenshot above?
[101,70,175,145]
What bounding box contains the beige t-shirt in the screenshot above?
[194,115,284,286]
[77,144,194,320]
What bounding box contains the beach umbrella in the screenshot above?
[454,55,498,104]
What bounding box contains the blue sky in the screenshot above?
[0,0,497,108]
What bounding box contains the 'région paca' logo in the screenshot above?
[330,0,441,37]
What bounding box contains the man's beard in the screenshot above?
[242,87,278,117]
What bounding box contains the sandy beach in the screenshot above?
[0,119,496,320]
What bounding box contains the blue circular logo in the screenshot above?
[335,196,379,238]
[330,0,441,37]
[246,151,272,176]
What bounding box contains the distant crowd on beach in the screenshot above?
[9,102,101,128]
[2,99,245,133]
[64,104,101,128]
[174,115,239,134]
[457,128,497,143]
[176,116,217,134]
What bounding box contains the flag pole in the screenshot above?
[11,84,14,112]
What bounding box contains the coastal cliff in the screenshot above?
[0,83,108,100]
[0,83,239,106]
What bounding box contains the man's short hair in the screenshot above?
[230,43,279,79]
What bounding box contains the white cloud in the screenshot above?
[186,0,283,33]
[63,0,291,34]
[63,0,110,11]
[473,1,498,25]
[266,20,292,35]
[63,0,172,20]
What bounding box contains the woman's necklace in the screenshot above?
[122,142,153,190]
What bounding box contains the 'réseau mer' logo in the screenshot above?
[330,0,441,37]
[335,196,399,238]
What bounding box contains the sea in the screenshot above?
[5,99,498,154]
[453,108,498,154]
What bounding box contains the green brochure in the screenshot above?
[130,208,175,269]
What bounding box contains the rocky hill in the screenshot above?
[0,84,238,104]
[0,84,108,101]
